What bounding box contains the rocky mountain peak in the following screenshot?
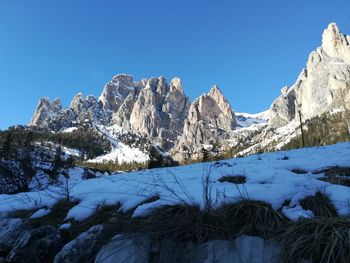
[170,77,183,93]
[111,74,134,85]
[99,74,135,114]
[69,93,84,113]
[322,23,342,50]
[29,97,62,127]
[269,22,350,128]
[208,84,221,96]
[128,76,190,149]
[172,86,236,161]
[321,22,350,63]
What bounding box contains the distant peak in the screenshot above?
[39,96,50,102]
[208,85,223,97]
[73,92,83,98]
[322,22,341,42]
[170,77,183,92]
[112,74,134,85]
[321,22,348,56]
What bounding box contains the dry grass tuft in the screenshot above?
[132,200,288,243]
[300,192,338,218]
[218,175,246,184]
[224,200,288,239]
[278,217,350,263]
[316,166,350,187]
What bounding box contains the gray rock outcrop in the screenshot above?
[128,76,190,149]
[29,75,191,150]
[185,235,281,263]
[0,218,26,256]
[172,85,236,161]
[54,224,104,263]
[94,234,282,263]
[94,234,151,263]
[269,22,350,128]
[7,225,64,263]
[29,97,62,129]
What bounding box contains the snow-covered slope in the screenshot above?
[1,142,349,222]
[86,125,149,164]
[235,111,268,129]
[87,142,149,164]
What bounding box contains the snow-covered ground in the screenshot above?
[0,142,349,222]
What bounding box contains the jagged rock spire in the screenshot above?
[172,85,236,161]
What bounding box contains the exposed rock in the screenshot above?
[94,235,281,263]
[322,22,350,64]
[129,76,190,149]
[54,224,104,263]
[172,85,236,161]
[29,97,62,128]
[112,88,141,130]
[183,235,281,263]
[0,218,26,257]
[269,22,350,128]
[29,75,190,151]
[99,74,135,114]
[94,234,151,263]
[269,86,296,128]
[7,225,64,263]
[69,93,107,126]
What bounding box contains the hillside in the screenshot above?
[0,142,349,262]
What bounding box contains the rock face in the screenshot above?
[184,235,281,263]
[0,218,26,256]
[7,225,64,263]
[29,74,192,151]
[269,22,350,128]
[172,86,236,161]
[94,234,281,263]
[99,74,135,114]
[127,76,190,149]
[29,97,62,129]
[54,224,104,263]
[94,234,151,263]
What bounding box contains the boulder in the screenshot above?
[7,225,64,263]
[184,235,281,263]
[0,218,26,256]
[94,234,151,263]
[54,224,104,263]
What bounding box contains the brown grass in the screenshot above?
[218,175,246,184]
[278,217,350,263]
[300,192,338,217]
[131,200,288,243]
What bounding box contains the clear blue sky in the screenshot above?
[1,0,350,129]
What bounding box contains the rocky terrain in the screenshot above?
[28,22,350,164]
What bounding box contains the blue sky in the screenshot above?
[1,0,350,129]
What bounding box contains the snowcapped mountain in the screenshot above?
[29,22,350,164]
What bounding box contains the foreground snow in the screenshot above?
[1,143,350,221]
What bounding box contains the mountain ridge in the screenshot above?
[29,22,350,163]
